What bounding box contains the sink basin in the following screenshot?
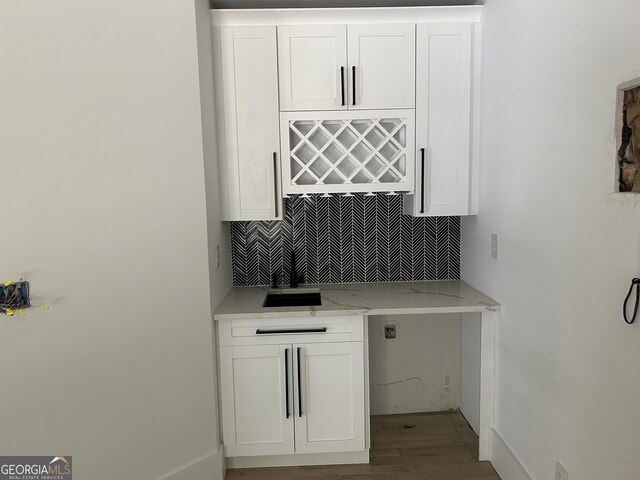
[263,288,322,308]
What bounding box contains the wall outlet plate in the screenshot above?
[491,233,499,259]
[443,373,451,387]
[384,324,396,339]
[555,461,568,480]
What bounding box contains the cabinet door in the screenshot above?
[278,25,348,111]
[347,24,415,110]
[216,26,281,221]
[293,342,365,454]
[220,345,294,457]
[407,23,472,216]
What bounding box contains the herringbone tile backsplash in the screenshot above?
[230,194,460,287]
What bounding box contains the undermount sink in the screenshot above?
[263,288,322,308]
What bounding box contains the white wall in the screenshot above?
[368,314,460,415]
[196,1,233,317]
[462,1,640,479]
[0,1,225,479]
[460,312,481,434]
[195,0,233,475]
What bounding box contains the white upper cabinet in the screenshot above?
[211,7,482,212]
[404,23,475,217]
[347,24,415,110]
[278,25,348,111]
[213,26,282,221]
[280,109,415,196]
[278,24,415,112]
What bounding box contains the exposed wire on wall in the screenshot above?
[623,278,640,324]
[0,280,49,316]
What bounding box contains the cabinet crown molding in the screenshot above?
[210,6,483,27]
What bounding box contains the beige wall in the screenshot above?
[0,1,227,479]
[462,0,640,478]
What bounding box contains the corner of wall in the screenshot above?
[194,0,232,310]
[194,1,232,479]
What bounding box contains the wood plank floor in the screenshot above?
[225,412,501,480]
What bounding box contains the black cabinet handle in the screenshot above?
[256,328,327,335]
[284,348,290,419]
[340,66,345,106]
[297,347,303,417]
[420,148,425,214]
[352,66,356,106]
[273,152,279,218]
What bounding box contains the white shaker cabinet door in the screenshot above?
[220,344,294,457]
[347,24,416,110]
[278,25,348,111]
[405,23,473,216]
[215,26,282,221]
[293,342,365,454]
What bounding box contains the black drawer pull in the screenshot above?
[284,348,290,418]
[256,328,327,335]
[297,347,303,417]
[340,66,345,106]
[420,147,425,214]
[352,66,356,106]
[273,152,279,218]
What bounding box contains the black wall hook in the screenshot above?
[623,278,640,324]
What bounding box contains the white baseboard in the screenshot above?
[158,446,225,480]
[490,428,533,480]
[227,450,369,469]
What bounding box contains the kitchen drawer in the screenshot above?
[217,315,364,346]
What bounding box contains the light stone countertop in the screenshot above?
[213,280,499,320]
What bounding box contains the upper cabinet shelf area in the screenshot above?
[210,7,482,220]
[278,24,415,111]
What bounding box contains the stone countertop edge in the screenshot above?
[213,280,500,321]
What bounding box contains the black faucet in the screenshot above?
[289,251,303,288]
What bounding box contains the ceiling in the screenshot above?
[210,0,480,8]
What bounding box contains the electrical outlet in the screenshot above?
[555,462,568,480]
[216,244,221,270]
[384,324,396,339]
[491,233,499,259]
[443,373,451,387]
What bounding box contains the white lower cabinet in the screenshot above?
[218,316,366,461]
[219,344,294,457]
[294,342,365,454]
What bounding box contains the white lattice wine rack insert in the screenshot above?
[280,110,415,195]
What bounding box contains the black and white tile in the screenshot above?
[230,195,460,287]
